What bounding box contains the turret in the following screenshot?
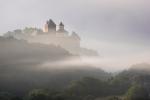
[57,22,68,36]
[43,19,56,34]
[59,22,64,30]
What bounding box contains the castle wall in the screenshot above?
[25,33,81,55]
[4,31,98,56]
[27,34,58,45]
[4,18,98,56]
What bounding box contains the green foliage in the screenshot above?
[105,96,121,100]
[0,92,21,100]
[0,75,150,100]
[26,89,68,100]
[4,27,43,37]
[108,75,131,95]
[83,95,95,100]
[125,84,149,100]
[96,96,122,100]
[0,92,13,100]
[66,77,107,97]
[23,27,37,34]
[27,89,49,100]
[1,68,150,100]
[14,29,22,34]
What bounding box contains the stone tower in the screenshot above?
[43,19,56,34]
[59,22,64,30]
[57,22,68,36]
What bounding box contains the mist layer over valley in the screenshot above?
[0,0,150,99]
[0,31,150,100]
[0,20,150,100]
[0,36,110,95]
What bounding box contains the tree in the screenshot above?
[14,29,22,34]
[23,27,43,34]
[23,27,36,34]
[125,84,149,100]
[66,77,107,98]
[83,95,95,100]
[106,96,121,100]
[0,92,15,100]
[27,89,49,100]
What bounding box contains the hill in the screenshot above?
[0,37,110,95]
[113,63,150,97]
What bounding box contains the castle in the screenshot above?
[41,19,81,55]
[4,19,98,56]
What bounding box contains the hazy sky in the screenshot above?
[1,0,150,71]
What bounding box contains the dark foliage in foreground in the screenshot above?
[1,73,150,100]
[0,37,150,100]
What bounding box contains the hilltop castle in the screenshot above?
[40,19,81,54]
[4,19,98,56]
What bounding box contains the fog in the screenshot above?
[1,1,150,99]
[0,37,111,94]
[1,36,149,72]
[0,0,150,71]
[1,35,150,96]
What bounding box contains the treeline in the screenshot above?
[0,76,149,100]
[4,27,43,37]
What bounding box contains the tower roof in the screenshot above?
[71,32,80,40]
[59,22,64,26]
[48,19,56,27]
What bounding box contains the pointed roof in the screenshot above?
[57,21,67,33]
[71,32,80,40]
[48,19,56,26]
[59,22,64,26]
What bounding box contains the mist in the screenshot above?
[1,0,150,71]
[1,1,150,99]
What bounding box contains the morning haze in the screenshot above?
[1,0,150,100]
[1,0,150,71]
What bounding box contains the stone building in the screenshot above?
[4,19,98,56]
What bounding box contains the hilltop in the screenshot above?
[3,19,98,56]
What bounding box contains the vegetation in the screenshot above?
[1,73,150,100]
[0,46,150,100]
[125,84,149,100]
[0,33,150,99]
[4,27,43,36]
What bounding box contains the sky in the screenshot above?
[0,0,150,72]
